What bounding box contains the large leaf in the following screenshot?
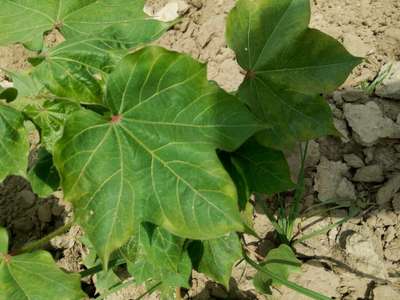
[54,46,263,264]
[230,139,294,196]
[253,244,301,295]
[0,228,85,300]
[0,0,170,48]
[226,0,361,149]
[24,99,80,151]
[190,233,242,288]
[127,223,191,289]
[0,103,29,182]
[28,148,60,198]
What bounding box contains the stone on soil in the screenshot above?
[343,154,365,168]
[314,157,351,201]
[376,174,400,205]
[344,102,400,145]
[353,164,384,182]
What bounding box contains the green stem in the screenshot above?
[96,279,135,300]
[287,142,308,240]
[12,222,73,255]
[79,258,126,278]
[243,250,330,300]
[134,282,162,300]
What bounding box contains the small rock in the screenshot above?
[375,62,400,100]
[344,102,400,145]
[376,210,398,227]
[373,146,397,171]
[343,154,365,168]
[37,204,52,223]
[334,118,350,143]
[392,193,400,211]
[384,226,396,243]
[17,190,36,209]
[377,174,400,205]
[145,1,189,22]
[363,147,375,164]
[342,228,387,279]
[336,178,357,200]
[314,157,349,201]
[342,33,370,57]
[353,164,384,182]
[373,285,400,299]
[384,238,400,262]
[187,0,202,8]
[341,88,369,103]
[13,217,34,232]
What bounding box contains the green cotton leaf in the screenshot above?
[0,0,170,48]
[23,99,80,151]
[0,103,29,182]
[0,86,17,102]
[0,250,85,300]
[253,244,301,295]
[230,139,294,196]
[54,46,263,264]
[31,37,129,105]
[0,228,8,254]
[28,148,60,198]
[189,233,242,288]
[127,223,191,289]
[226,0,361,149]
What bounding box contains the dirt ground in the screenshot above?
[1,0,400,299]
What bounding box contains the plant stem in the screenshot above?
[12,222,73,255]
[79,258,126,278]
[287,142,308,240]
[176,287,182,300]
[96,279,135,300]
[134,282,162,300]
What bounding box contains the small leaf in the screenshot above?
[127,223,191,289]
[0,103,29,182]
[31,37,128,105]
[0,228,8,254]
[253,244,301,295]
[54,46,263,264]
[28,148,60,198]
[0,0,170,48]
[226,0,361,149]
[24,99,81,151]
[190,233,242,288]
[231,139,294,196]
[0,86,17,102]
[0,249,85,300]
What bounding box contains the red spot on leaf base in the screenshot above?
[111,115,122,123]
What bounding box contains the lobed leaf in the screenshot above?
[127,223,191,289]
[190,233,242,288]
[226,0,361,149]
[0,0,170,49]
[23,99,80,151]
[0,103,29,182]
[253,244,301,295]
[0,228,85,300]
[54,46,264,264]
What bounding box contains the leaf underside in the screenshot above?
[226,0,361,149]
[54,46,263,264]
[0,0,170,49]
[0,104,29,182]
